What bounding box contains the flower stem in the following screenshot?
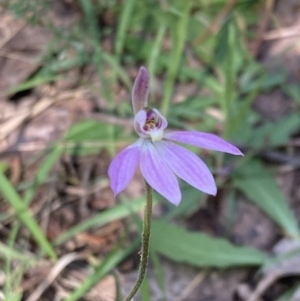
[123,181,153,301]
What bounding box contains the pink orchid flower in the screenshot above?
[108,67,243,206]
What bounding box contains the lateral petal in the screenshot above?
[164,131,243,155]
[155,140,217,195]
[140,140,181,206]
[108,140,142,196]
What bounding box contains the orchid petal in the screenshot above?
[134,110,147,126]
[140,140,181,206]
[134,108,168,141]
[134,110,147,137]
[132,66,150,115]
[152,108,168,130]
[155,141,217,195]
[164,131,243,155]
[108,139,142,196]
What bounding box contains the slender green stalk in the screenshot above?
[123,181,153,301]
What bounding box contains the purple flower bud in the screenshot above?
[132,66,150,115]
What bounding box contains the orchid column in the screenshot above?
[108,67,243,300]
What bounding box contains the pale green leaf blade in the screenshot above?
[151,220,268,267]
[234,160,299,238]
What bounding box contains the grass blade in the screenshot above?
[24,145,63,205]
[54,197,147,246]
[148,24,166,99]
[161,2,192,116]
[115,0,136,58]
[0,172,57,259]
[0,242,35,262]
[63,239,139,301]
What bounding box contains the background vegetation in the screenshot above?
[0,0,300,300]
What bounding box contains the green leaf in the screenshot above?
[165,184,206,220]
[150,220,268,267]
[242,70,286,93]
[233,113,300,148]
[253,114,300,148]
[234,160,299,238]
[284,83,300,104]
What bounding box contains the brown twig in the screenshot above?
[25,253,87,301]
[0,20,25,50]
[88,113,133,129]
[0,91,81,142]
[0,48,36,63]
[192,0,238,46]
[250,0,275,57]
[174,271,208,301]
[263,24,300,40]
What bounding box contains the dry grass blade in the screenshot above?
[0,48,36,63]
[0,90,85,150]
[0,98,55,141]
[250,0,275,56]
[0,18,25,50]
[264,24,300,40]
[88,113,133,128]
[64,180,109,197]
[246,253,300,301]
[192,0,238,46]
[173,271,208,301]
[25,253,87,301]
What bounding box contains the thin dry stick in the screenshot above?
[122,181,153,301]
[26,253,87,301]
[192,0,238,46]
[0,48,35,62]
[0,21,25,50]
[246,272,281,301]
[264,25,300,40]
[0,98,55,141]
[0,140,129,153]
[174,271,208,301]
[250,0,275,57]
[0,90,84,142]
[88,113,133,128]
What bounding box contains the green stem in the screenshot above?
[123,181,153,301]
